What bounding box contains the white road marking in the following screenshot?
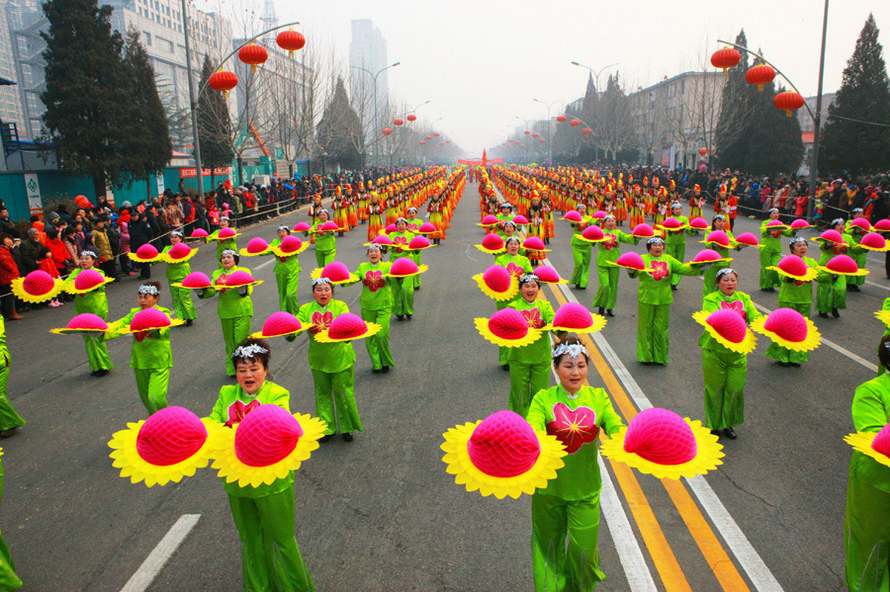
[549,272,785,592]
[119,514,201,592]
[865,280,890,292]
[255,258,274,271]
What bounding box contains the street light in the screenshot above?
[350,61,400,166]
[570,60,620,92]
[532,98,560,164]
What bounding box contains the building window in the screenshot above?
[158,36,174,53]
[143,31,152,45]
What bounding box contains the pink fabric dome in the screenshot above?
[872,424,890,456]
[705,309,747,343]
[234,404,302,467]
[763,308,808,342]
[65,313,107,331]
[632,223,655,237]
[181,272,212,289]
[408,236,431,249]
[223,270,256,287]
[523,236,546,250]
[481,214,499,225]
[320,261,350,282]
[136,407,207,466]
[218,227,237,239]
[582,225,604,241]
[22,270,55,295]
[136,244,159,259]
[819,229,845,243]
[261,312,301,336]
[623,408,697,465]
[688,217,708,229]
[327,313,368,340]
[705,230,731,247]
[616,252,646,270]
[488,309,530,340]
[130,308,172,331]
[825,255,859,274]
[390,258,420,275]
[467,410,541,477]
[734,232,759,246]
[533,265,561,283]
[482,265,512,293]
[563,210,583,222]
[777,255,808,277]
[292,221,311,232]
[245,237,269,254]
[167,242,192,259]
[693,249,724,263]
[278,235,303,253]
[73,269,106,291]
[319,221,339,232]
[860,232,886,250]
[552,302,594,330]
[481,233,504,250]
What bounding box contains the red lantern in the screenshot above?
[532,132,540,138]
[711,47,741,72]
[581,127,592,136]
[382,127,393,136]
[774,91,805,117]
[570,118,581,127]
[745,64,776,92]
[433,132,440,137]
[208,70,238,96]
[698,147,708,156]
[406,114,417,122]
[275,30,305,56]
[556,114,567,123]
[238,43,268,72]
[393,118,404,126]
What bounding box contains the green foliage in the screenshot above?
[316,77,363,169]
[820,14,890,175]
[197,55,235,168]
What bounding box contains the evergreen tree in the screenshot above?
[41,0,132,197]
[715,30,803,175]
[820,14,890,175]
[123,30,172,200]
[197,55,235,188]
[316,77,363,169]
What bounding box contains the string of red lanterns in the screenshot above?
[208,29,307,96]
[710,46,804,117]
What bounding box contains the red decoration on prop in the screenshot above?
[546,403,598,454]
[136,407,208,466]
[235,405,302,467]
[774,91,805,117]
[624,408,697,465]
[745,64,776,91]
[467,410,541,477]
[710,47,741,71]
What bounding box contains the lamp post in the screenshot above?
[532,98,559,164]
[350,61,400,167]
[570,61,620,93]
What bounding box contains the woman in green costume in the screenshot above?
[0,449,22,590]
[209,338,315,592]
[506,274,554,416]
[767,238,817,367]
[297,278,362,442]
[355,244,394,373]
[526,335,625,592]
[627,237,701,365]
[161,231,196,326]
[107,282,175,413]
[310,209,337,268]
[846,215,870,291]
[208,216,238,261]
[701,215,736,298]
[67,251,112,377]
[844,335,890,592]
[569,204,594,289]
[759,208,785,291]
[270,225,301,316]
[593,214,636,317]
[664,202,690,290]
[816,218,851,319]
[389,218,416,321]
[494,237,533,369]
[698,268,760,440]
[0,317,24,436]
[199,250,254,377]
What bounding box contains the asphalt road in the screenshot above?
[0,179,886,591]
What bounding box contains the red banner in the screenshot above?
[179,167,231,179]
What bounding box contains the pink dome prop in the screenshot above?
[481,233,505,250]
[777,255,808,277]
[764,308,808,343]
[234,405,302,467]
[488,309,530,340]
[278,235,303,253]
[130,308,172,331]
[223,270,256,287]
[320,261,350,282]
[825,255,859,274]
[482,265,512,293]
[408,236,431,249]
[790,219,810,230]
[850,217,872,232]
[467,410,541,478]
[418,222,437,233]
[688,217,709,230]
[218,227,237,239]
[390,258,420,275]
[384,224,397,234]
[372,234,393,246]
[582,225,604,241]
[245,237,269,254]
[632,223,655,237]
[734,232,759,246]
[533,265,561,283]
[168,243,192,259]
[22,270,56,295]
[481,214,499,226]
[292,221,311,232]
[181,272,212,289]
[563,210,583,222]
[705,230,731,247]
[65,313,108,331]
[319,221,339,232]
[861,232,887,250]
[874,219,890,232]
[623,408,697,465]
[189,228,209,239]
[705,310,747,344]
[261,312,301,336]
[523,236,546,250]
[872,424,890,456]
[327,313,369,340]
[512,215,529,225]
[136,407,208,466]
[616,252,646,270]
[136,244,159,259]
[819,229,845,243]
[552,302,594,330]
[593,210,607,220]
[662,217,683,230]
[73,269,106,291]
[693,249,724,263]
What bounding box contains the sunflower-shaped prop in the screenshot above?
[388,257,428,278]
[689,249,733,266]
[164,242,198,264]
[188,228,209,240]
[522,236,550,253]
[607,252,651,273]
[600,407,724,480]
[475,233,505,255]
[751,307,821,352]
[127,308,185,337]
[475,308,543,348]
[813,229,847,248]
[65,269,114,295]
[440,410,567,499]
[50,312,109,335]
[211,404,327,488]
[108,406,222,487]
[272,235,308,258]
[876,309,890,329]
[314,313,381,343]
[692,309,757,354]
[403,236,436,252]
[250,311,307,339]
[819,255,870,278]
[845,423,890,470]
[171,271,213,290]
[310,261,359,285]
[292,221,312,233]
[577,225,606,244]
[477,214,499,228]
[472,265,519,301]
[688,217,709,231]
[12,270,63,303]
[768,255,817,282]
[858,232,890,253]
[789,219,812,232]
[533,265,568,285]
[213,227,240,241]
[128,243,164,264]
[416,222,438,235]
[549,302,606,334]
[239,237,271,257]
[562,210,583,223]
[658,217,687,233]
[631,223,657,239]
[217,270,263,290]
[733,232,760,249]
[700,230,733,250]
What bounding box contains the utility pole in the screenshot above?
[808,0,830,221]
[181,0,204,197]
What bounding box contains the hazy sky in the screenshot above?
[201,0,889,157]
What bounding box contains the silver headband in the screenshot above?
[831,218,845,226]
[715,267,736,280]
[319,209,329,217]
[366,244,382,253]
[232,343,268,359]
[277,225,290,232]
[312,277,333,287]
[790,237,807,246]
[671,202,681,209]
[137,284,159,296]
[713,214,725,221]
[604,214,616,221]
[503,221,516,229]
[553,342,589,360]
[170,230,183,238]
[646,237,665,246]
[519,273,540,286]
[221,249,238,258]
[220,216,230,222]
[769,208,779,214]
[396,217,408,224]
[81,250,97,259]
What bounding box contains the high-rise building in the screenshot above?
[349,19,389,140]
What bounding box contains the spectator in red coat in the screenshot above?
[44,228,71,275]
[0,235,22,320]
